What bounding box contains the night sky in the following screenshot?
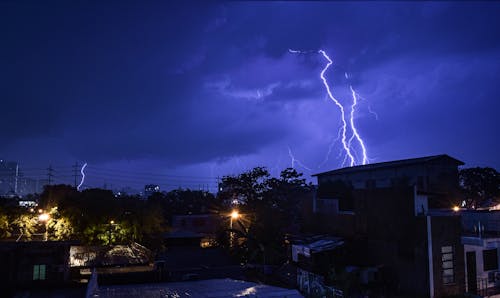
[1,1,499,191]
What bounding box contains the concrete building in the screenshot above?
[0,160,18,196]
[0,241,74,289]
[461,210,500,296]
[312,154,466,297]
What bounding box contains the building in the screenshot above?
[314,154,463,210]
[312,154,466,297]
[0,159,18,196]
[0,241,74,289]
[461,210,500,296]
[17,177,38,196]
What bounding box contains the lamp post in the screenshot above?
[108,220,115,245]
[38,213,50,241]
[229,210,240,247]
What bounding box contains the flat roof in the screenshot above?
[95,278,303,297]
[313,154,464,177]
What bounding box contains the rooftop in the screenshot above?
[313,154,464,177]
[94,278,303,297]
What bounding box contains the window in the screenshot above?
[33,264,46,280]
[441,246,454,284]
[442,247,454,283]
[483,248,499,271]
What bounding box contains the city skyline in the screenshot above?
[1,2,499,191]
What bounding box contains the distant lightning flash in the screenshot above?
[288,147,311,171]
[367,105,379,120]
[289,48,370,167]
[318,126,343,168]
[77,163,87,191]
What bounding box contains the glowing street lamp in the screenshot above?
[38,213,50,222]
[229,210,240,247]
[231,210,239,220]
[452,206,460,212]
[108,220,116,245]
[38,212,50,241]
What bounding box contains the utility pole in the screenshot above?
[47,165,54,185]
[14,163,19,194]
[72,162,80,188]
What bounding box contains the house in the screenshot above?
[0,241,75,289]
[165,214,220,247]
[161,214,243,281]
[461,210,500,296]
[311,154,466,297]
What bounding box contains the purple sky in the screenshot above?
[1,1,499,191]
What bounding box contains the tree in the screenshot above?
[0,208,10,238]
[46,207,74,240]
[459,167,500,208]
[218,167,313,265]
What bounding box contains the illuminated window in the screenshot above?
[33,264,46,280]
[441,246,454,284]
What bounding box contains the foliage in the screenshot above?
[35,185,167,247]
[459,167,500,208]
[0,209,10,238]
[11,212,37,239]
[46,207,74,241]
[218,167,313,265]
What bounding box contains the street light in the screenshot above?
[38,213,50,241]
[108,220,115,245]
[229,210,240,248]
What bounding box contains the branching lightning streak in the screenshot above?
[318,126,343,168]
[318,50,356,166]
[367,105,379,120]
[287,147,311,171]
[77,163,87,191]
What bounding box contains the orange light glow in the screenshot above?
[230,210,239,220]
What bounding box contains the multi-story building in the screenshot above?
[0,160,18,196]
[311,154,466,297]
[461,210,500,296]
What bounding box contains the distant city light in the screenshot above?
[452,206,460,212]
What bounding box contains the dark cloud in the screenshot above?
[1,1,499,189]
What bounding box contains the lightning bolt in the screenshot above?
[77,163,87,191]
[318,126,343,168]
[349,86,368,165]
[367,105,379,120]
[288,147,311,171]
[318,50,356,166]
[289,48,370,167]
